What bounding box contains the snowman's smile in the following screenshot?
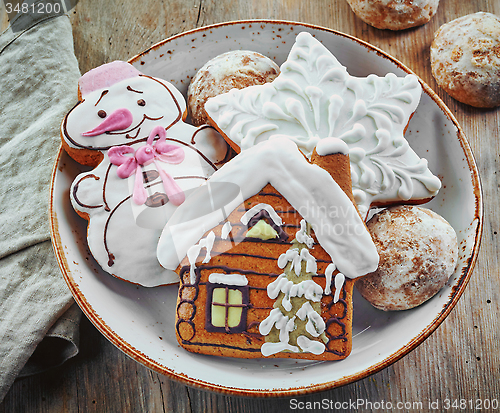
[63,108,165,150]
[64,74,185,151]
[106,113,164,137]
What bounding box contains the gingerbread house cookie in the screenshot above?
[204,32,441,219]
[61,61,230,286]
[157,137,379,359]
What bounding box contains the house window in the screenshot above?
[243,208,289,242]
[205,283,249,334]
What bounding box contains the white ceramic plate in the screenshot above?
[50,20,482,396]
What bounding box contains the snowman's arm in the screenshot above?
[70,167,109,218]
[192,125,232,166]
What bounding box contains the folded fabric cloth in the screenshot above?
[17,303,82,378]
[0,1,82,402]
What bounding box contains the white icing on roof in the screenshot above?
[157,137,379,279]
[315,137,349,156]
[187,231,215,283]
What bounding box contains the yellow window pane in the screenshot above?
[246,219,278,240]
[227,307,243,327]
[228,289,242,305]
[227,289,243,327]
[211,288,227,327]
[211,303,226,327]
[211,288,244,328]
[212,288,226,305]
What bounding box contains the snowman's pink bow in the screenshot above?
[108,126,186,206]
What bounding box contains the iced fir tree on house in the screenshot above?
[260,219,346,356]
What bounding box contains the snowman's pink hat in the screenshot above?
[79,61,142,98]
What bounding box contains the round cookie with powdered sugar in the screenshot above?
[355,205,458,311]
[187,50,280,126]
[346,0,439,30]
[431,12,500,108]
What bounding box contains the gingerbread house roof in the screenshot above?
[157,136,378,279]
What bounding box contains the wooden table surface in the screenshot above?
[1,0,500,412]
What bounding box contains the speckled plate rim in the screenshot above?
[50,19,483,397]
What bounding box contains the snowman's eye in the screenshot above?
[137,99,146,106]
[98,110,107,118]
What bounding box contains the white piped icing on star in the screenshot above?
[205,32,441,217]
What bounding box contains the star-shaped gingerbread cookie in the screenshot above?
[205,32,441,218]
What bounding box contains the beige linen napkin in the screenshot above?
[0,2,82,401]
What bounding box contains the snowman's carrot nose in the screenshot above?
[81,108,134,136]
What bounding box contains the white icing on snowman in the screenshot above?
[205,32,441,218]
[64,61,229,286]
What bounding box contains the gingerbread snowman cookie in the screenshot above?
[61,61,229,286]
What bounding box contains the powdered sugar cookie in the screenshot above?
[62,61,230,286]
[355,205,458,311]
[431,12,500,108]
[187,50,280,126]
[346,0,440,30]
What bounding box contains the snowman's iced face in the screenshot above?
[63,75,187,151]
